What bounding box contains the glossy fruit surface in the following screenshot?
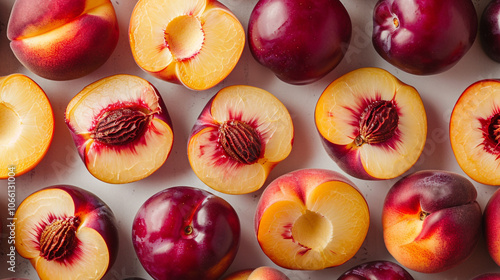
[484,188,500,266]
[337,260,414,280]
[383,170,482,273]
[372,0,477,75]
[132,186,240,280]
[480,0,500,62]
[7,0,119,80]
[248,0,351,84]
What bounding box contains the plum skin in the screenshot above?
[480,0,500,62]
[337,260,414,280]
[132,186,241,280]
[372,0,477,75]
[248,0,351,85]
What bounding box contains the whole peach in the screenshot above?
[382,170,482,273]
[7,0,119,80]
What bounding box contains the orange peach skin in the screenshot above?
[255,168,370,270]
[7,0,119,80]
[383,170,482,273]
[223,267,290,280]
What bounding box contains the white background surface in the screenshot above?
[0,0,499,279]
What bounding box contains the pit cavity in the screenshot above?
[291,210,333,251]
[0,103,21,145]
[165,15,204,61]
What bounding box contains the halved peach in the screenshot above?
[65,74,174,184]
[315,67,427,180]
[188,85,294,194]
[15,185,118,280]
[129,0,245,91]
[450,79,500,186]
[255,169,370,270]
[0,74,54,178]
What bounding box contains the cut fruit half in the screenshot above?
[0,74,54,178]
[255,169,370,270]
[315,67,427,180]
[450,79,500,186]
[129,0,245,90]
[188,85,294,194]
[15,185,118,280]
[65,74,174,184]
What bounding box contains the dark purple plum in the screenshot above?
[372,0,477,75]
[337,260,414,280]
[132,186,240,280]
[480,0,500,62]
[247,0,351,85]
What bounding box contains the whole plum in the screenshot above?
[248,0,351,85]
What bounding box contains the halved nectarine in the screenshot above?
[315,67,427,180]
[129,0,245,90]
[0,74,54,178]
[188,85,294,194]
[450,79,500,186]
[15,185,118,280]
[65,74,174,184]
[255,168,370,270]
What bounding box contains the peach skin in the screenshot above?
[7,0,119,80]
[223,266,290,279]
[382,170,482,273]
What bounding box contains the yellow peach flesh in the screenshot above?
[129,0,244,90]
[66,74,173,184]
[15,188,110,280]
[315,67,427,179]
[450,80,500,186]
[84,120,173,184]
[188,85,293,194]
[0,74,54,178]
[257,181,369,270]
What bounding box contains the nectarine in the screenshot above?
[382,170,482,273]
[188,85,294,194]
[129,0,245,90]
[450,79,500,186]
[7,0,119,80]
[0,73,54,178]
[15,185,119,280]
[255,169,369,270]
[315,67,427,180]
[65,74,174,184]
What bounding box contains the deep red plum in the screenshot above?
[480,0,500,62]
[132,186,240,280]
[248,0,351,84]
[337,260,414,280]
[372,0,477,75]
